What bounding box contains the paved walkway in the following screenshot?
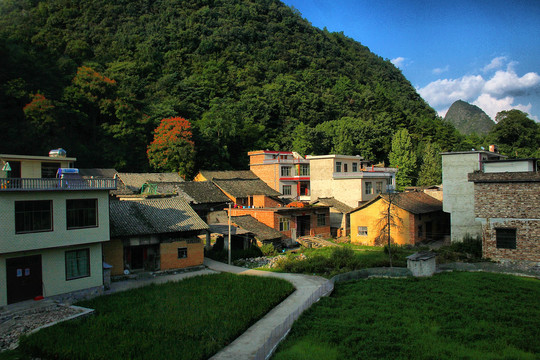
[204,258,333,360]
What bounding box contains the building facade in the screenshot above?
[307,154,397,208]
[0,153,115,305]
[248,150,310,201]
[469,159,539,264]
[441,150,506,243]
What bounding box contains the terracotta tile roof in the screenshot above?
[311,197,353,213]
[109,197,208,237]
[231,215,283,241]
[174,181,230,204]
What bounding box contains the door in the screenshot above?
[297,215,311,236]
[6,255,42,304]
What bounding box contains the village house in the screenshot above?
[0,151,116,305]
[307,154,397,209]
[310,197,353,237]
[248,150,310,201]
[104,197,208,276]
[194,170,283,208]
[113,172,185,196]
[349,192,449,246]
[441,147,506,243]
[468,158,539,264]
[228,202,331,243]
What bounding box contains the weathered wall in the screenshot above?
[160,239,204,270]
[103,238,124,276]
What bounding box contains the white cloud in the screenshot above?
[391,57,406,68]
[432,65,449,75]
[482,56,507,73]
[418,57,540,120]
[472,94,532,119]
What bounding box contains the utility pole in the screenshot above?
[228,202,232,265]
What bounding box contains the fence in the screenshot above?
[253,279,334,360]
[0,178,116,191]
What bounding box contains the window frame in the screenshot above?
[65,248,90,280]
[365,182,373,195]
[376,181,383,194]
[282,184,292,195]
[352,163,358,172]
[15,200,53,234]
[335,161,342,173]
[279,217,290,231]
[280,166,291,177]
[66,198,98,230]
[495,228,517,249]
[317,213,326,226]
[178,247,188,259]
[357,226,368,236]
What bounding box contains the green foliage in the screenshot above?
[417,142,442,186]
[274,272,540,359]
[0,0,452,171]
[260,243,278,257]
[437,234,483,262]
[18,273,293,360]
[389,129,417,190]
[488,110,540,158]
[205,244,263,262]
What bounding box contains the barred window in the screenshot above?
[67,199,97,229]
[178,247,188,259]
[66,249,90,280]
[279,217,290,231]
[496,228,516,249]
[15,200,53,233]
[358,226,368,236]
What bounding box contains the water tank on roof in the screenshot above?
[49,148,67,158]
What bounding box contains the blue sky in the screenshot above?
[282,0,540,121]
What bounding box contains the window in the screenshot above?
[344,163,348,172]
[358,226,368,236]
[352,163,358,172]
[335,162,342,172]
[282,185,292,195]
[365,182,373,194]
[317,213,326,226]
[178,247,188,259]
[15,200,53,233]
[65,249,90,280]
[496,228,516,249]
[299,164,310,176]
[376,182,383,194]
[281,166,291,177]
[418,225,423,238]
[67,199,98,229]
[279,217,290,231]
[41,162,61,178]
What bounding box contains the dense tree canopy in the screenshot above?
[0,0,457,176]
[389,129,417,191]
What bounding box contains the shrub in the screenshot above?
[260,243,278,257]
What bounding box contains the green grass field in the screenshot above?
[269,244,414,277]
[6,273,294,360]
[273,272,540,360]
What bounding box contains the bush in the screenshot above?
[436,234,483,263]
[260,243,278,257]
[205,245,263,262]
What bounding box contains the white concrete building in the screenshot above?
[441,150,505,243]
[0,152,115,305]
[307,154,397,208]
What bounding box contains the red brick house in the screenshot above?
[469,159,540,264]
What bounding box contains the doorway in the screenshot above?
[297,215,311,236]
[6,255,42,304]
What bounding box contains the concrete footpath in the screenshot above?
[204,258,333,360]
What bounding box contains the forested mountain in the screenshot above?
[444,100,494,136]
[0,0,460,176]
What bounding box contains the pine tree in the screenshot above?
[389,129,417,191]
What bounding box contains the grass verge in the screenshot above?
[6,273,294,360]
[273,272,540,360]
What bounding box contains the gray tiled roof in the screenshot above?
[116,172,184,194]
[352,192,442,215]
[199,170,259,181]
[175,181,230,204]
[311,197,353,214]
[110,198,208,237]
[213,178,281,198]
[231,215,283,241]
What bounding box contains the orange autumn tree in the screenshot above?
[147,117,196,179]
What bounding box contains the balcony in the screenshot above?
[0,178,117,191]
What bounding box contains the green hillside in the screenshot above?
[0,0,460,175]
[444,100,495,135]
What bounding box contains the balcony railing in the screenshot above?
[0,178,117,191]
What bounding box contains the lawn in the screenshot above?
[6,273,294,360]
[268,244,415,278]
[272,272,540,360]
